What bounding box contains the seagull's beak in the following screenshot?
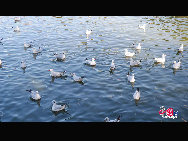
[48,70,50,71]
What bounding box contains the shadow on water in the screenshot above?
[32,52,42,60]
[30,97,41,107]
[134,99,140,106]
[73,80,85,85]
[176,51,183,56]
[32,53,38,60]
[152,62,166,68]
[21,67,26,73]
[52,109,67,116]
[172,68,183,75]
[109,69,115,74]
[50,75,68,83]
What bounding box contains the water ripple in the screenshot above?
[0,16,188,122]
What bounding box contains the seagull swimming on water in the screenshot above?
[54,52,66,61]
[124,49,135,57]
[173,60,181,69]
[130,58,141,67]
[139,24,146,32]
[70,73,84,82]
[154,54,166,64]
[133,88,140,100]
[127,72,135,83]
[33,47,42,54]
[48,69,66,77]
[110,60,115,70]
[178,44,184,52]
[135,43,141,50]
[86,29,92,36]
[20,61,26,69]
[85,58,96,66]
[51,100,66,112]
[104,115,120,122]
[24,43,32,48]
[14,17,21,22]
[26,89,41,100]
[14,26,20,32]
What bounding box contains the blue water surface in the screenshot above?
[0,16,188,122]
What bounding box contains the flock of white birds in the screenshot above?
[0,17,185,122]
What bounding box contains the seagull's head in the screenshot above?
[137,88,140,92]
[92,58,96,61]
[162,54,166,57]
[48,69,53,72]
[52,100,56,104]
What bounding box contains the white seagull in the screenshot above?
[54,52,66,61]
[85,58,96,66]
[178,44,184,52]
[130,58,141,67]
[86,29,92,36]
[48,69,66,77]
[14,17,21,22]
[104,115,120,122]
[24,43,31,48]
[139,24,146,32]
[110,60,115,70]
[71,73,84,82]
[14,26,20,32]
[51,100,66,112]
[32,47,42,54]
[26,89,41,100]
[127,72,135,83]
[133,88,140,100]
[0,59,2,65]
[135,43,141,50]
[154,54,166,64]
[20,61,26,69]
[124,49,135,57]
[173,60,181,69]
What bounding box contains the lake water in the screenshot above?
[0,16,188,122]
